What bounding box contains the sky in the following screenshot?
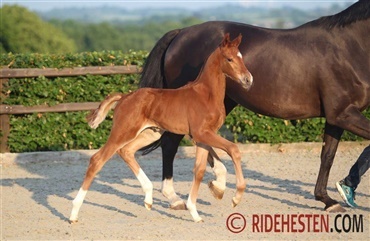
[1,0,357,11]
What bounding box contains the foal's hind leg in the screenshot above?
[117,128,162,210]
[69,140,122,223]
[70,121,143,223]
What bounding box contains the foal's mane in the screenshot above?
[185,43,223,87]
[309,0,370,29]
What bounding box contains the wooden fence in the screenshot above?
[0,65,141,152]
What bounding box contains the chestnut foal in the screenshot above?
[69,33,253,223]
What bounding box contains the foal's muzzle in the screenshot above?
[240,72,253,90]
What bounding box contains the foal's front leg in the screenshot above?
[187,143,209,222]
[207,148,227,199]
[195,131,246,207]
[160,133,227,210]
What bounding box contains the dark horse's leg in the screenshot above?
[161,96,237,209]
[314,122,345,212]
[161,132,187,209]
[315,102,370,211]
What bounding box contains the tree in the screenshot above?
[0,5,76,54]
[49,16,203,52]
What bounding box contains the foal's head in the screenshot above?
[219,33,253,89]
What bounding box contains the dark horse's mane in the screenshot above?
[309,0,370,29]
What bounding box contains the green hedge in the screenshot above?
[1,51,369,152]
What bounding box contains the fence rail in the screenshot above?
[0,65,141,152]
[0,102,100,114]
[1,65,141,78]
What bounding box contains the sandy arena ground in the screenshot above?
[1,142,369,240]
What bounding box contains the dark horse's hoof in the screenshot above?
[325,203,346,212]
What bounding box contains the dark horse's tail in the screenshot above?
[139,29,181,88]
[139,29,181,155]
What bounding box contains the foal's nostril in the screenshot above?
[247,73,253,85]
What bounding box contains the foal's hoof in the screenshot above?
[326,203,346,213]
[170,200,187,210]
[195,218,204,223]
[145,202,152,210]
[232,197,239,208]
[69,219,78,224]
[208,181,224,200]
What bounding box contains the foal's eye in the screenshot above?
[227,58,233,62]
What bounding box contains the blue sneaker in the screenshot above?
[336,180,358,208]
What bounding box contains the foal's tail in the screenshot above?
[139,29,180,88]
[86,93,124,129]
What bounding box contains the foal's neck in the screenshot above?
[194,48,226,101]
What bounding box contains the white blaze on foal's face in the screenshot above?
[237,51,243,59]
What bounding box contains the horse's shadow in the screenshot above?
[224,159,370,212]
[1,149,211,223]
[2,147,369,224]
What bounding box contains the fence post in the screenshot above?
[0,114,10,153]
[0,76,9,152]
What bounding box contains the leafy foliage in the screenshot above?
[0,5,76,54]
[1,50,147,69]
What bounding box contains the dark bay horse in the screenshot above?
[69,34,253,223]
[139,0,370,212]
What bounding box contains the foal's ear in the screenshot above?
[222,33,231,47]
[231,33,242,47]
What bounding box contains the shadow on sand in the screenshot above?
[2,146,369,223]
